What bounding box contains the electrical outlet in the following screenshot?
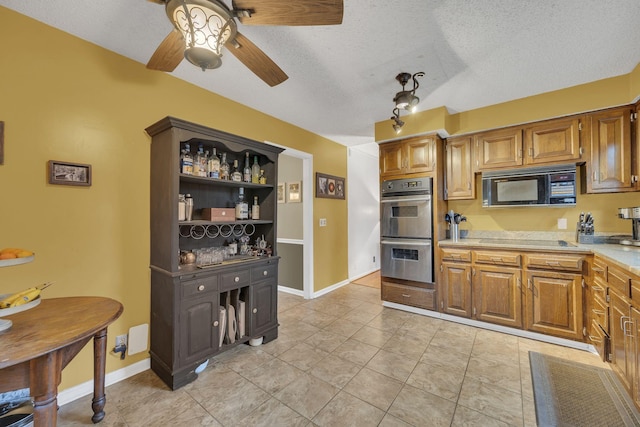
[319,218,327,227]
[115,334,128,347]
[558,218,567,230]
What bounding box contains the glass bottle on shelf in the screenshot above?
[193,144,208,177]
[231,160,242,182]
[251,156,260,183]
[208,147,220,178]
[235,187,248,220]
[243,152,251,183]
[259,169,266,184]
[252,196,260,220]
[180,143,193,175]
[220,152,230,180]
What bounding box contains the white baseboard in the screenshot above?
[382,301,594,352]
[349,268,379,283]
[58,358,150,407]
[277,285,304,297]
[312,279,350,298]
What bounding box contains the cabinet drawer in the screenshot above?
[524,253,584,272]
[591,277,608,304]
[381,282,436,310]
[251,263,278,283]
[593,258,608,282]
[220,269,250,290]
[589,320,609,362]
[473,251,521,267]
[632,278,640,302]
[181,276,218,298]
[608,264,631,298]
[590,295,609,333]
[440,248,471,263]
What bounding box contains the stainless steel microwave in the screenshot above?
[482,165,576,207]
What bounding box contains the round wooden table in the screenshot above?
[0,297,123,426]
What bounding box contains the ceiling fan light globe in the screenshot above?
[185,46,222,70]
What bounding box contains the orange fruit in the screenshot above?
[16,250,33,258]
[0,248,22,255]
[0,253,17,260]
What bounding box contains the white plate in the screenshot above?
[0,255,35,268]
[0,294,41,316]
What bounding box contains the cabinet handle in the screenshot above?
[527,279,532,290]
[592,309,605,315]
[252,308,257,314]
[198,285,205,291]
[517,278,521,289]
[490,257,503,262]
[621,315,629,331]
[592,285,604,292]
[263,270,268,276]
[467,181,471,190]
[589,335,602,344]
[593,171,597,181]
[545,261,560,266]
[624,320,634,337]
[213,321,219,327]
[528,147,533,157]
[402,293,411,298]
[593,267,605,274]
[234,276,240,283]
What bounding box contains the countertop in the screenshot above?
[439,233,640,276]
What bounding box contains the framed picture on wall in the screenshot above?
[48,160,92,186]
[277,182,285,203]
[287,181,301,203]
[315,172,345,199]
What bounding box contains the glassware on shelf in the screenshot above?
[258,169,266,184]
[252,196,260,220]
[185,194,193,221]
[231,160,242,182]
[243,152,251,183]
[251,156,260,183]
[208,147,220,178]
[178,194,186,221]
[193,144,208,177]
[220,152,230,180]
[235,187,248,220]
[180,143,193,175]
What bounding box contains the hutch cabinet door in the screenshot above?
[179,296,219,367]
[251,280,278,336]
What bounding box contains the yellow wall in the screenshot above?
[376,63,640,234]
[0,7,347,391]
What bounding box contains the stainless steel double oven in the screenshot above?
[380,177,433,283]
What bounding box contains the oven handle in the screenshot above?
[381,195,430,204]
[381,239,432,246]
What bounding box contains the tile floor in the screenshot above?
[57,283,610,426]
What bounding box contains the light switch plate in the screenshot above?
[319,218,327,227]
[558,218,567,230]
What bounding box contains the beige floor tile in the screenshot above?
[322,317,366,338]
[215,345,275,373]
[259,331,298,356]
[378,413,414,427]
[366,312,409,332]
[428,329,476,355]
[351,325,394,348]
[277,320,321,340]
[465,355,522,394]
[195,377,270,425]
[312,390,385,427]
[406,359,466,401]
[365,349,420,382]
[241,357,305,394]
[300,309,338,328]
[332,338,380,366]
[57,394,128,427]
[387,384,457,427]
[304,329,349,352]
[278,342,330,371]
[382,334,428,359]
[238,397,309,427]
[343,367,403,411]
[458,377,523,425]
[341,307,380,324]
[421,343,471,369]
[274,373,340,419]
[309,354,362,388]
[451,405,511,427]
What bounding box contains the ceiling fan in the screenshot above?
[146,0,344,86]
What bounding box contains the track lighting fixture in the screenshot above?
[391,71,424,133]
[391,108,404,134]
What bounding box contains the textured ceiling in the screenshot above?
[2,0,640,152]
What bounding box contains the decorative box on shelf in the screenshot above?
[201,208,235,222]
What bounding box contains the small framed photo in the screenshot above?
[48,160,92,186]
[277,182,285,203]
[316,172,345,199]
[287,181,301,203]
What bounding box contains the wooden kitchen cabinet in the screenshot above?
[445,136,475,200]
[441,261,473,317]
[380,135,436,178]
[583,106,635,193]
[474,126,523,170]
[473,264,523,328]
[522,116,582,166]
[610,288,634,394]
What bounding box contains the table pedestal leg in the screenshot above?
[91,328,107,424]
[31,352,62,427]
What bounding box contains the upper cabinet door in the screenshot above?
[379,142,404,178]
[523,116,582,165]
[445,136,475,200]
[405,137,435,174]
[474,127,523,170]
[585,107,633,193]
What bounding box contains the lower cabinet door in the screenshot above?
[474,265,523,328]
[179,296,219,367]
[251,280,277,336]
[631,306,640,408]
[525,271,582,340]
[610,290,633,394]
[441,262,472,318]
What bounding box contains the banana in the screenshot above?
[0,282,53,309]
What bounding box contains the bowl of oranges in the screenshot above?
[0,248,34,267]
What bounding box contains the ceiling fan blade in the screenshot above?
[146,30,185,72]
[232,0,343,26]
[226,32,288,87]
